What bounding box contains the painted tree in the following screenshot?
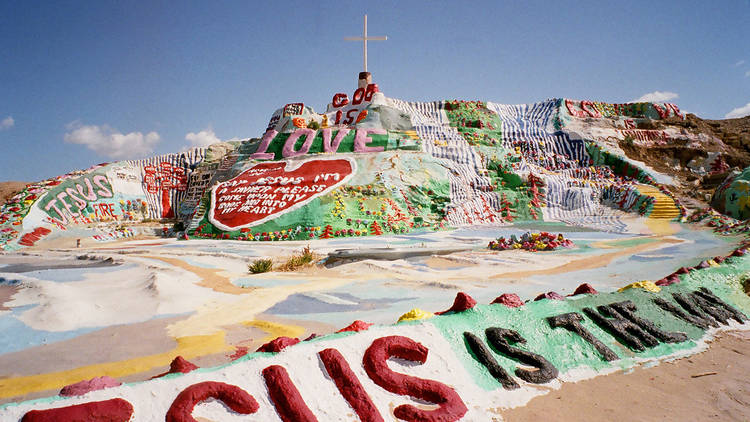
[319,224,334,239]
[370,220,383,235]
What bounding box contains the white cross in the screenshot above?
[344,14,387,73]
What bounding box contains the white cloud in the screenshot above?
[0,116,14,130]
[736,60,746,67]
[185,128,221,147]
[64,121,160,160]
[631,91,679,103]
[725,102,750,119]
[184,128,240,149]
[745,70,750,78]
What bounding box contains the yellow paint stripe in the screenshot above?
[0,332,230,399]
[644,218,677,235]
[243,319,306,342]
[403,130,419,140]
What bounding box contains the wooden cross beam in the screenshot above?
[344,15,387,73]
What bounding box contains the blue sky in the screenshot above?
[1,0,749,181]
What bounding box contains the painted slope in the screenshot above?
[2,245,749,421]
[0,87,686,251]
[187,93,688,242]
[0,148,207,250]
[712,166,750,220]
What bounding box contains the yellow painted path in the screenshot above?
[636,184,680,235]
[636,184,681,220]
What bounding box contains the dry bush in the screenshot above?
[278,246,317,271]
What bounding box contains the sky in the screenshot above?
[1,0,749,182]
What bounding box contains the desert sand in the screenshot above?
[503,330,750,421]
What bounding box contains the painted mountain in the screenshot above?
[3,81,746,250]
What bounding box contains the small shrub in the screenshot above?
[307,120,320,130]
[279,246,316,271]
[742,275,750,296]
[248,258,273,274]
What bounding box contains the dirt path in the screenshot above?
[502,330,750,421]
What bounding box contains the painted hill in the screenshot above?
[5,78,750,421]
[1,81,721,251]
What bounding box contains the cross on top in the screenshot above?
[344,15,387,73]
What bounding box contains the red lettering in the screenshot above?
[580,101,602,118]
[96,203,109,218]
[667,103,683,119]
[335,110,343,125]
[364,83,379,101]
[22,398,134,422]
[262,365,318,422]
[343,109,359,125]
[352,87,365,105]
[18,227,53,247]
[165,381,258,422]
[332,85,378,109]
[565,99,586,118]
[332,93,349,108]
[319,348,383,422]
[653,103,669,119]
[363,336,468,421]
[652,103,683,119]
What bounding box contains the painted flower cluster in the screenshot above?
[488,232,574,252]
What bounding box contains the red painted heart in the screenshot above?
[208,158,355,231]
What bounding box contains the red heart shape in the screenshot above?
[208,158,355,231]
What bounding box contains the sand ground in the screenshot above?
[503,330,750,421]
[0,181,26,205]
[0,285,16,311]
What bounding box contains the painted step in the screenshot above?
[635,184,681,220]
